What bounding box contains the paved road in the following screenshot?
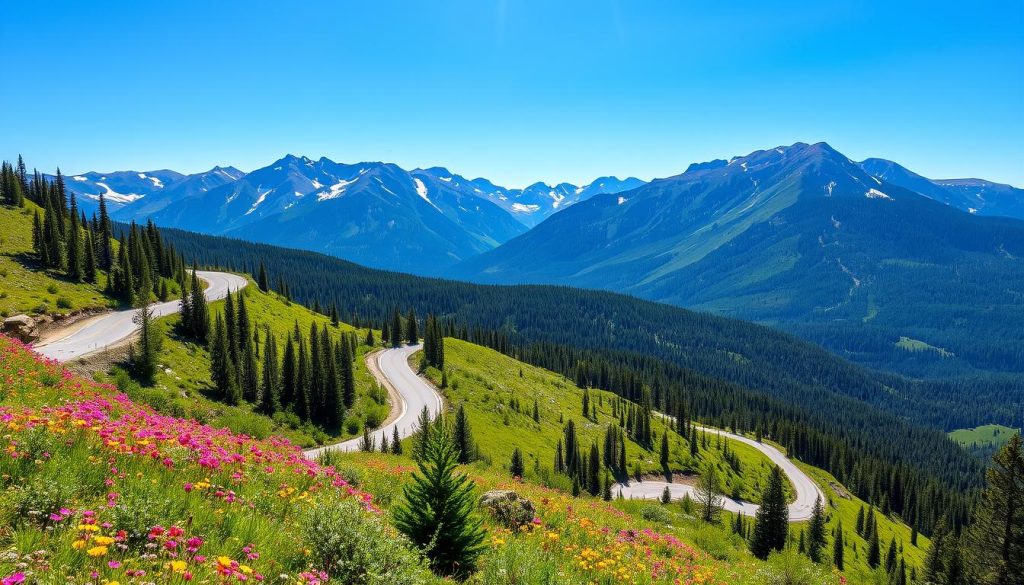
[304,344,444,458]
[35,271,248,362]
[613,423,826,521]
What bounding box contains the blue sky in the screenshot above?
[2,1,1022,187]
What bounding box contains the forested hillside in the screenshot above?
[158,226,984,539]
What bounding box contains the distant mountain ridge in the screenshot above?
[61,155,646,272]
[455,142,1024,378]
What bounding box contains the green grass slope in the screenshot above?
[108,281,388,448]
[422,338,791,504]
[0,202,115,317]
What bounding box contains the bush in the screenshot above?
[15,475,77,527]
[364,410,381,429]
[46,284,58,294]
[639,503,672,524]
[757,548,836,585]
[301,497,435,585]
[55,296,72,309]
[345,417,361,435]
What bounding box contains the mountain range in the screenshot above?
[455,142,1024,377]
[63,157,642,272]
[62,142,1023,377]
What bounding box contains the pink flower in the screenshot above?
[108,561,121,569]
[2,573,26,585]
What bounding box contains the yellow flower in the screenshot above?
[86,545,108,557]
[240,565,253,574]
[217,556,234,568]
[93,536,115,546]
[168,560,187,573]
[546,531,560,541]
[72,539,87,550]
[78,524,99,532]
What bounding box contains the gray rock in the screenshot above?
[479,490,535,529]
[2,315,38,342]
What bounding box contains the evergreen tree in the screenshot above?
[129,304,162,383]
[833,520,845,570]
[83,228,97,283]
[260,330,280,414]
[338,334,356,408]
[660,431,670,472]
[885,537,898,575]
[661,485,672,505]
[406,308,418,344]
[280,337,297,410]
[65,195,83,282]
[413,405,433,461]
[295,338,312,421]
[392,310,403,348]
[364,328,375,346]
[393,428,485,578]
[587,443,601,496]
[808,495,827,563]
[532,399,540,423]
[392,425,404,455]
[257,261,269,292]
[750,465,788,559]
[190,268,210,342]
[381,320,390,345]
[359,425,375,452]
[965,432,1024,585]
[695,462,724,523]
[867,525,881,568]
[510,447,524,477]
[856,505,865,536]
[209,314,240,404]
[452,404,475,464]
[96,194,114,270]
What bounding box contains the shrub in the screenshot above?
[301,497,434,585]
[46,284,58,295]
[55,296,72,309]
[365,410,381,429]
[345,417,361,435]
[15,475,77,527]
[639,503,672,524]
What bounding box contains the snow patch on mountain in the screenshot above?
[318,178,357,201]
[866,188,892,200]
[511,203,540,214]
[93,182,144,204]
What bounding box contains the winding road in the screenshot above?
[612,423,826,521]
[313,343,824,521]
[35,271,248,362]
[304,344,444,457]
[34,270,821,521]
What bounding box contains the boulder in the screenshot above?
[479,490,535,529]
[2,315,38,342]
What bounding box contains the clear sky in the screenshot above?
[2,1,1022,188]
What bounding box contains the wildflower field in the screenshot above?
[1,334,846,584]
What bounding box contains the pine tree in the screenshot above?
[65,195,83,282]
[391,311,403,348]
[856,505,865,536]
[210,314,240,404]
[359,425,375,452]
[885,537,898,575]
[364,328,375,346]
[695,462,724,523]
[750,465,788,559]
[965,432,1024,585]
[260,330,280,414]
[96,194,114,271]
[280,337,297,409]
[406,308,418,344]
[190,268,210,342]
[130,304,162,383]
[587,443,601,496]
[257,261,269,292]
[661,485,672,504]
[833,520,845,570]
[83,228,97,283]
[807,495,827,563]
[660,431,670,473]
[510,447,524,477]
[867,525,881,568]
[452,404,475,464]
[392,425,404,455]
[413,405,433,461]
[582,387,590,417]
[381,320,390,345]
[295,338,312,421]
[338,334,356,408]
[393,428,485,578]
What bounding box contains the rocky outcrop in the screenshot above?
[479,490,535,529]
[2,315,39,342]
